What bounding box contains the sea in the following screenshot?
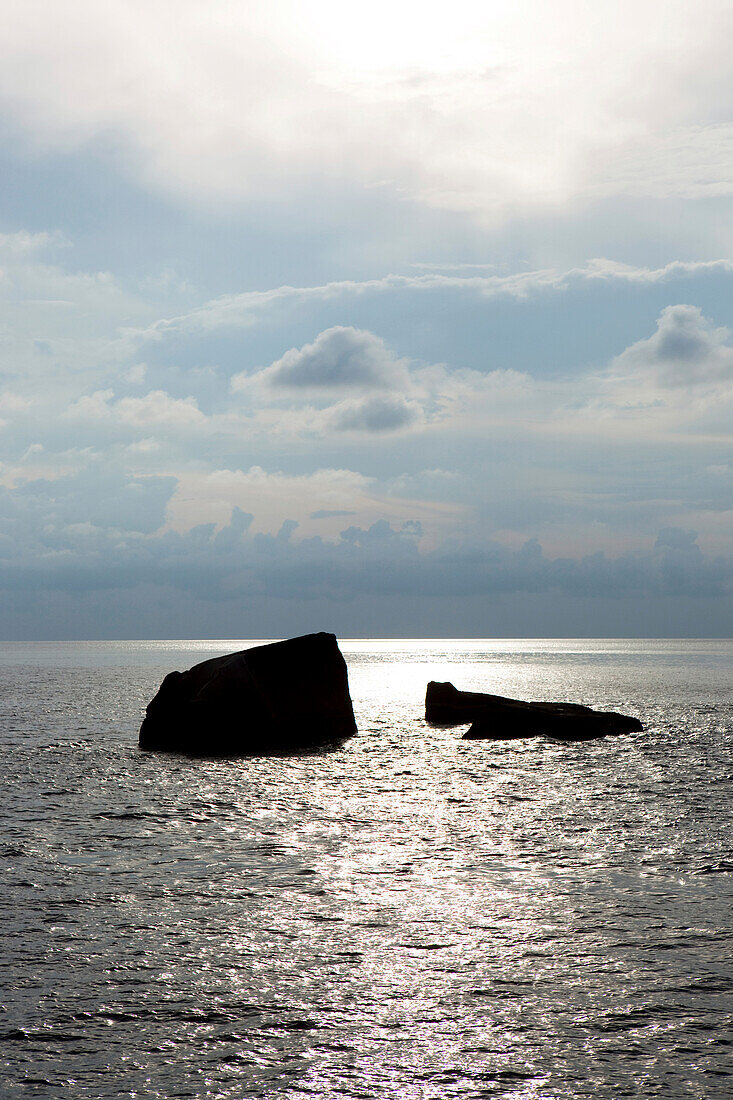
[1,638,732,1099]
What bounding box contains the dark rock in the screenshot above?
[139,632,357,753]
[425,681,642,741]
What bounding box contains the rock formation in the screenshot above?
[139,632,357,753]
[425,681,642,741]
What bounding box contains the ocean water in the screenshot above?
[1,637,732,1099]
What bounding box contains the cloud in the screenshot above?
[164,465,462,536]
[0,230,64,257]
[654,526,700,551]
[612,304,733,389]
[165,465,374,533]
[115,390,206,428]
[68,389,115,419]
[143,259,733,340]
[0,230,160,400]
[125,363,147,384]
[230,326,423,434]
[0,392,32,414]
[329,394,420,432]
[3,225,733,631]
[589,122,733,201]
[5,467,175,535]
[2,1,732,220]
[0,493,730,610]
[69,389,206,431]
[310,509,356,519]
[245,325,408,392]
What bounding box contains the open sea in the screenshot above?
[1,637,732,1099]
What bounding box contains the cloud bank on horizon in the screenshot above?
[1,1,732,637]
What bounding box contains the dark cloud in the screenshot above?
[331,395,418,432]
[260,326,407,391]
[310,509,357,519]
[0,492,729,610]
[655,526,699,550]
[622,304,733,387]
[656,317,710,362]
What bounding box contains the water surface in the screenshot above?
[1,639,732,1098]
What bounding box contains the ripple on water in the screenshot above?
[0,639,732,1098]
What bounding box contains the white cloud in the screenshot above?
[69,389,115,418]
[165,464,463,537]
[0,392,32,413]
[0,230,64,257]
[125,363,147,384]
[0,231,160,403]
[68,388,207,436]
[115,390,206,429]
[126,438,162,456]
[3,241,733,601]
[2,1,732,219]
[143,258,733,339]
[590,123,733,201]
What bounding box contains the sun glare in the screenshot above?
[278,0,514,76]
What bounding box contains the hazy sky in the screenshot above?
[2,0,733,637]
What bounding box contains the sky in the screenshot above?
[1,0,733,638]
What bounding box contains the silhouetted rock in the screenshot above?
[425,681,642,741]
[139,632,357,753]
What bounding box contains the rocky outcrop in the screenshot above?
[139,632,357,753]
[425,681,642,741]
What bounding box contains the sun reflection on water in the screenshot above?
[2,639,732,1097]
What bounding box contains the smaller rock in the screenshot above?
[425,681,642,741]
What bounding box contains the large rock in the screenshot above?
[139,632,357,753]
[425,681,642,741]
